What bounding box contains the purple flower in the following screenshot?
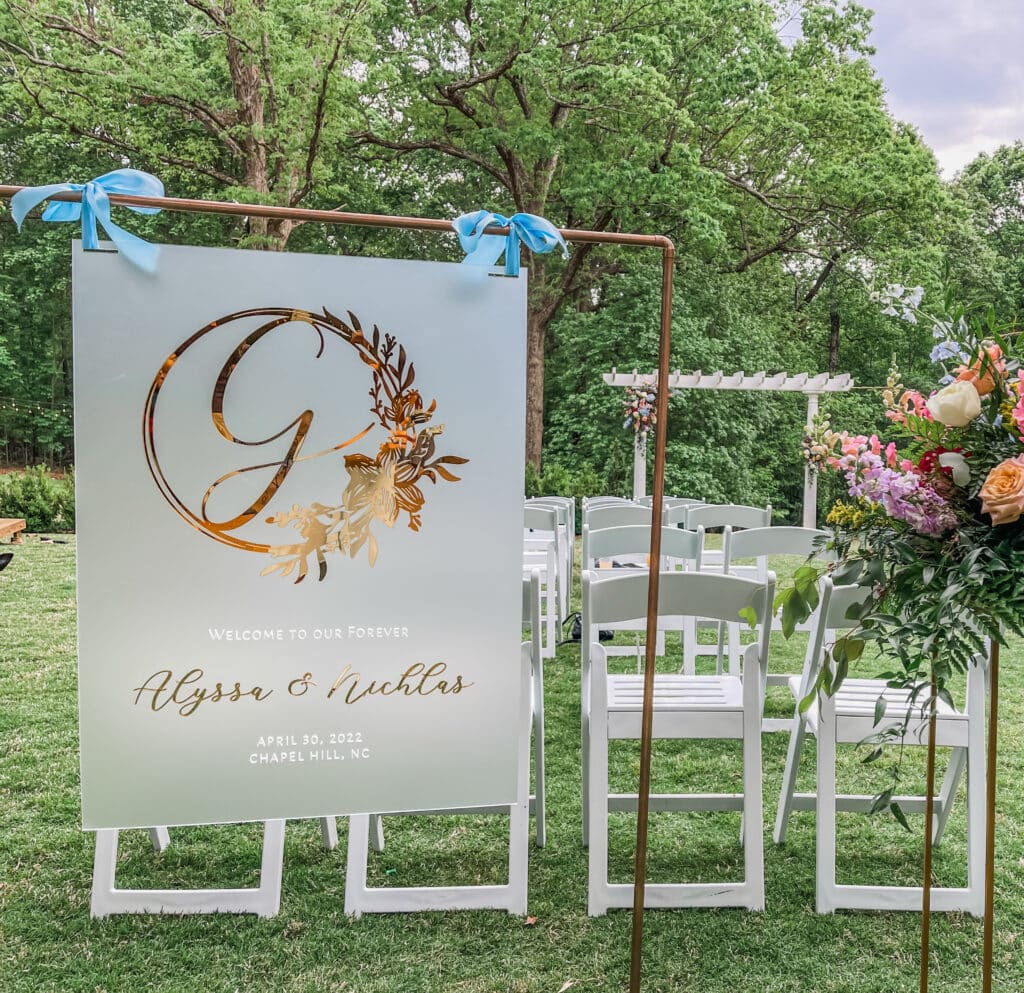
[842,451,955,537]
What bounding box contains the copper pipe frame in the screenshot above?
[920,669,939,993]
[0,184,676,993]
[982,640,999,993]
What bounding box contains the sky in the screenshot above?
[866,1,1024,176]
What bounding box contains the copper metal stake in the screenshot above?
[919,669,939,993]
[628,244,676,993]
[982,640,999,993]
[0,182,677,993]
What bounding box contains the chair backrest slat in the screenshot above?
[638,496,703,508]
[584,505,652,531]
[582,524,703,568]
[584,570,770,628]
[685,503,771,531]
[523,505,559,532]
[725,526,831,564]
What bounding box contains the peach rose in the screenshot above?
[955,343,1004,397]
[980,455,1024,526]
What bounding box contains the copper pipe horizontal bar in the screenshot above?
[0,185,673,251]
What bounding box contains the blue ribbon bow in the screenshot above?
[453,209,568,277]
[11,169,164,273]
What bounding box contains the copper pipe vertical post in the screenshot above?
[982,640,1000,993]
[628,243,675,993]
[919,668,939,993]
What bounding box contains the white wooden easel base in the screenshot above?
[343,804,529,917]
[89,820,285,918]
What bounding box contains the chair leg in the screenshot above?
[728,621,741,676]
[933,747,967,846]
[681,616,696,675]
[742,676,765,910]
[533,655,546,849]
[816,693,837,913]
[965,670,987,916]
[714,621,726,675]
[774,712,807,845]
[581,708,590,848]
[587,673,610,916]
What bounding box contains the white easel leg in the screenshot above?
[90,821,285,918]
[148,827,170,852]
[320,817,338,851]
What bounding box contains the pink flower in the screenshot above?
[885,442,898,468]
[840,433,868,456]
[869,435,881,456]
[886,390,931,425]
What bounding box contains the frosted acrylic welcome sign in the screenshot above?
[73,243,526,829]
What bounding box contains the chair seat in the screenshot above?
[789,675,966,743]
[606,674,746,738]
[609,673,742,711]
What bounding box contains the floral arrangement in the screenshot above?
[622,384,657,434]
[786,284,1024,814]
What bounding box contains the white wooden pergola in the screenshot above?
[604,368,855,527]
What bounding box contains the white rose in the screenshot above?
[926,381,981,427]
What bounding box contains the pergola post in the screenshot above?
[633,432,647,499]
[803,392,820,529]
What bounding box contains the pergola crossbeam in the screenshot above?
[604,368,853,393]
[604,368,854,525]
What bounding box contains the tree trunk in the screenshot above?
[827,301,840,374]
[525,307,547,470]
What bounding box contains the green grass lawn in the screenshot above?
[2,537,1023,992]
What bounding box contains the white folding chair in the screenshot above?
[722,525,831,718]
[344,635,533,915]
[584,570,775,914]
[678,504,771,673]
[585,556,761,843]
[774,577,986,915]
[581,523,704,660]
[527,496,575,609]
[684,503,772,569]
[90,822,284,918]
[523,569,546,847]
[524,504,563,658]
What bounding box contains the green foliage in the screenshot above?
[0,0,1015,510]
[951,141,1024,318]
[0,466,75,532]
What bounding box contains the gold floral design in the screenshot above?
[259,313,468,582]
